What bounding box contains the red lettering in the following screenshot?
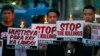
[98,26,100,29]
[57,31,64,36]
[70,23,75,31]
[60,23,81,31]
[33,31,37,36]
[60,23,65,30]
[9,29,14,34]
[40,34,55,39]
[92,29,98,34]
[10,40,16,44]
[52,26,56,34]
[76,23,81,31]
[36,26,55,34]
[25,36,35,40]
[65,31,82,36]
[18,40,36,45]
[46,26,51,33]
[36,26,45,33]
[10,35,24,40]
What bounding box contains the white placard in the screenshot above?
[7,28,38,49]
[56,21,84,38]
[31,24,56,40]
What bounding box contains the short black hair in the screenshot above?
[47,9,60,17]
[32,15,45,23]
[1,5,14,13]
[83,5,95,13]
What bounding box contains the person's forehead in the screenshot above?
[48,12,57,15]
[83,9,94,13]
[2,10,13,13]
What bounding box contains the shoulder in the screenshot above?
[0,22,5,28]
[0,23,3,26]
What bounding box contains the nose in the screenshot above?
[86,15,90,19]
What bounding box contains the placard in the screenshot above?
[91,23,100,40]
[7,28,38,49]
[56,21,84,38]
[31,24,56,40]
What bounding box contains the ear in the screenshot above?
[12,13,15,18]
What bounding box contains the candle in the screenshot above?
[94,14,97,23]
[44,15,48,24]
[19,20,26,56]
[20,20,25,28]
[69,14,73,21]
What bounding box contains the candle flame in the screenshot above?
[69,14,73,21]
[94,14,97,23]
[20,21,24,28]
[70,14,72,18]
[44,15,48,24]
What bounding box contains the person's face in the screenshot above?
[47,12,58,24]
[2,10,15,22]
[83,9,95,22]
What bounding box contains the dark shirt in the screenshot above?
[0,23,16,56]
[83,25,91,39]
[46,44,64,56]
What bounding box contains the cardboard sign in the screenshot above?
[31,24,56,40]
[91,23,100,40]
[0,40,3,56]
[7,28,38,49]
[56,21,84,38]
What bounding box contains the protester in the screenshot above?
[45,9,64,56]
[82,5,95,56]
[83,5,95,39]
[0,5,15,56]
[47,9,60,24]
[32,15,45,23]
[83,5,95,23]
[27,15,45,56]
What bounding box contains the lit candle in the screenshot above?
[69,14,73,21]
[94,14,97,23]
[20,20,25,28]
[44,15,48,24]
